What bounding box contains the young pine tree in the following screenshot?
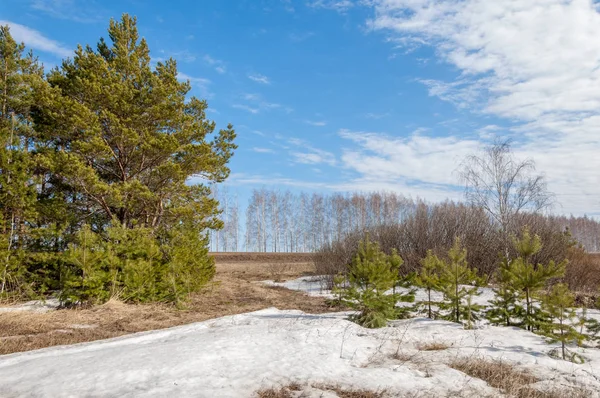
[438,238,484,326]
[485,257,523,327]
[508,228,567,331]
[335,235,414,328]
[541,284,584,362]
[414,250,443,319]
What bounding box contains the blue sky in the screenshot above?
[2,0,600,216]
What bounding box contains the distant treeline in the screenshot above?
[210,188,600,254]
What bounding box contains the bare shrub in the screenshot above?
[266,262,293,282]
[563,249,600,294]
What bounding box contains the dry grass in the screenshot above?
[317,384,388,398]
[416,341,450,351]
[449,357,590,398]
[256,383,389,398]
[0,257,332,355]
[255,386,294,398]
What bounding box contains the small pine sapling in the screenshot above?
[414,250,443,319]
[509,228,567,331]
[438,238,485,326]
[486,257,524,327]
[335,235,414,328]
[540,283,584,362]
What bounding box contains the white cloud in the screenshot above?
[360,0,600,215]
[232,93,281,114]
[176,72,212,97]
[304,120,327,126]
[248,73,271,84]
[1,20,72,58]
[365,112,389,119]
[31,0,102,23]
[308,0,355,12]
[204,55,226,74]
[338,128,479,187]
[252,147,275,153]
[232,104,260,114]
[288,138,337,166]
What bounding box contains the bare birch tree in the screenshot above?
[458,140,553,234]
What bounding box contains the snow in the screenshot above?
[0,298,60,313]
[2,277,600,396]
[1,307,600,397]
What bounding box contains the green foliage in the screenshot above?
[60,222,216,305]
[437,238,485,327]
[507,228,567,331]
[540,284,584,362]
[486,257,523,327]
[0,17,233,304]
[414,250,443,319]
[0,25,45,299]
[334,235,414,328]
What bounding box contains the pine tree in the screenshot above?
[437,238,484,326]
[414,250,442,319]
[0,25,45,297]
[335,235,414,328]
[30,15,235,303]
[540,284,584,362]
[508,228,567,331]
[486,257,523,327]
[35,14,236,237]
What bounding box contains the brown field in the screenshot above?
[0,252,330,356]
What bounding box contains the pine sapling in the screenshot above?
[415,250,443,319]
[541,283,584,362]
[334,235,414,328]
[438,238,484,326]
[509,228,567,331]
[486,257,523,327]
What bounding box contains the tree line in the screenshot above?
[210,188,600,255]
[0,15,236,304]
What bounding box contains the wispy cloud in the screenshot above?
[232,93,281,114]
[31,0,104,23]
[288,137,336,166]
[252,147,275,153]
[0,20,72,58]
[248,73,270,84]
[232,104,260,114]
[364,112,389,119]
[308,0,355,12]
[177,72,211,97]
[304,120,327,126]
[204,55,226,74]
[289,31,315,42]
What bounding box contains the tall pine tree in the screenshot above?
[35,15,236,235]
[0,26,45,297]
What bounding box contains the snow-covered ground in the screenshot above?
[0,298,60,313]
[2,278,600,397]
[1,306,600,397]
